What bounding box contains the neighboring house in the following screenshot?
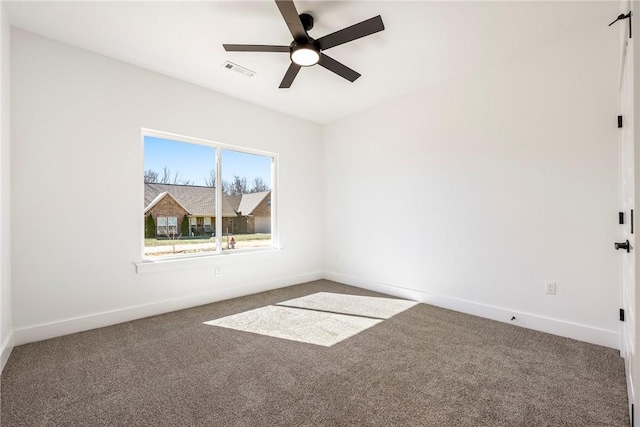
[237,191,272,234]
[144,183,271,237]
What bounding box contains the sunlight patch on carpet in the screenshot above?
[204,293,419,347]
[204,305,382,346]
[277,292,419,319]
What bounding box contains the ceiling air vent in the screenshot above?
[222,61,255,77]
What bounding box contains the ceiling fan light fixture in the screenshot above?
[222,1,385,88]
[290,43,320,66]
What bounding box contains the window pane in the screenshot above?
[157,217,167,236]
[168,217,178,236]
[144,136,216,257]
[220,149,273,251]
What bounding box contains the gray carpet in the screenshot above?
[0,280,629,426]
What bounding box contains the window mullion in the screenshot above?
[215,148,222,253]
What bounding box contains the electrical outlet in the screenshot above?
[215,267,221,277]
[545,281,556,295]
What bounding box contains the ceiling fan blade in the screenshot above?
[317,15,384,50]
[223,44,290,52]
[279,62,302,88]
[318,54,361,82]
[275,0,307,41]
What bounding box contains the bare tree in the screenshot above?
[204,169,216,187]
[222,179,233,195]
[159,166,171,183]
[250,177,269,193]
[218,176,269,194]
[226,176,248,195]
[156,166,192,185]
[144,167,192,185]
[144,169,159,183]
[221,176,248,195]
[168,232,182,254]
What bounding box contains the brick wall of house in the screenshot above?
[146,197,189,238]
[252,194,271,234]
[147,196,189,220]
[252,194,271,216]
[222,215,249,235]
[220,194,270,235]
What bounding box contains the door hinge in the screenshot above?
[620,308,626,321]
[619,115,624,128]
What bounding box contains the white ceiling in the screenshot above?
[5,1,616,124]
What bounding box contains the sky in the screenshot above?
[144,136,272,187]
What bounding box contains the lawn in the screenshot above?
[145,234,271,247]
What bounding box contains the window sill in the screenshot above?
[135,247,282,274]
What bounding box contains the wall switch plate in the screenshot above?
[215,267,221,277]
[545,281,556,295]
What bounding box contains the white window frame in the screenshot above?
[139,128,279,268]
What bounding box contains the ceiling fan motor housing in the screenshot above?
[299,13,314,32]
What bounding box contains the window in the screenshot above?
[168,217,178,237]
[154,216,178,237]
[143,130,276,259]
[157,217,168,236]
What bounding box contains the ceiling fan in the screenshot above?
[223,0,385,88]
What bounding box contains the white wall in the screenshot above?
[323,21,620,347]
[10,29,323,344]
[0,3,12,369]
[6,10,626,351]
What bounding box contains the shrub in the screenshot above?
[145,215,156,238]
[181,215,190,236]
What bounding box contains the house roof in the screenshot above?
[237,191,270,216]
[144,183,269,217]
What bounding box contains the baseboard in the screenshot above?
[1,330,14,372]
[11,269,619,350]
[13,271,323,346]
[324,271,620,349]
